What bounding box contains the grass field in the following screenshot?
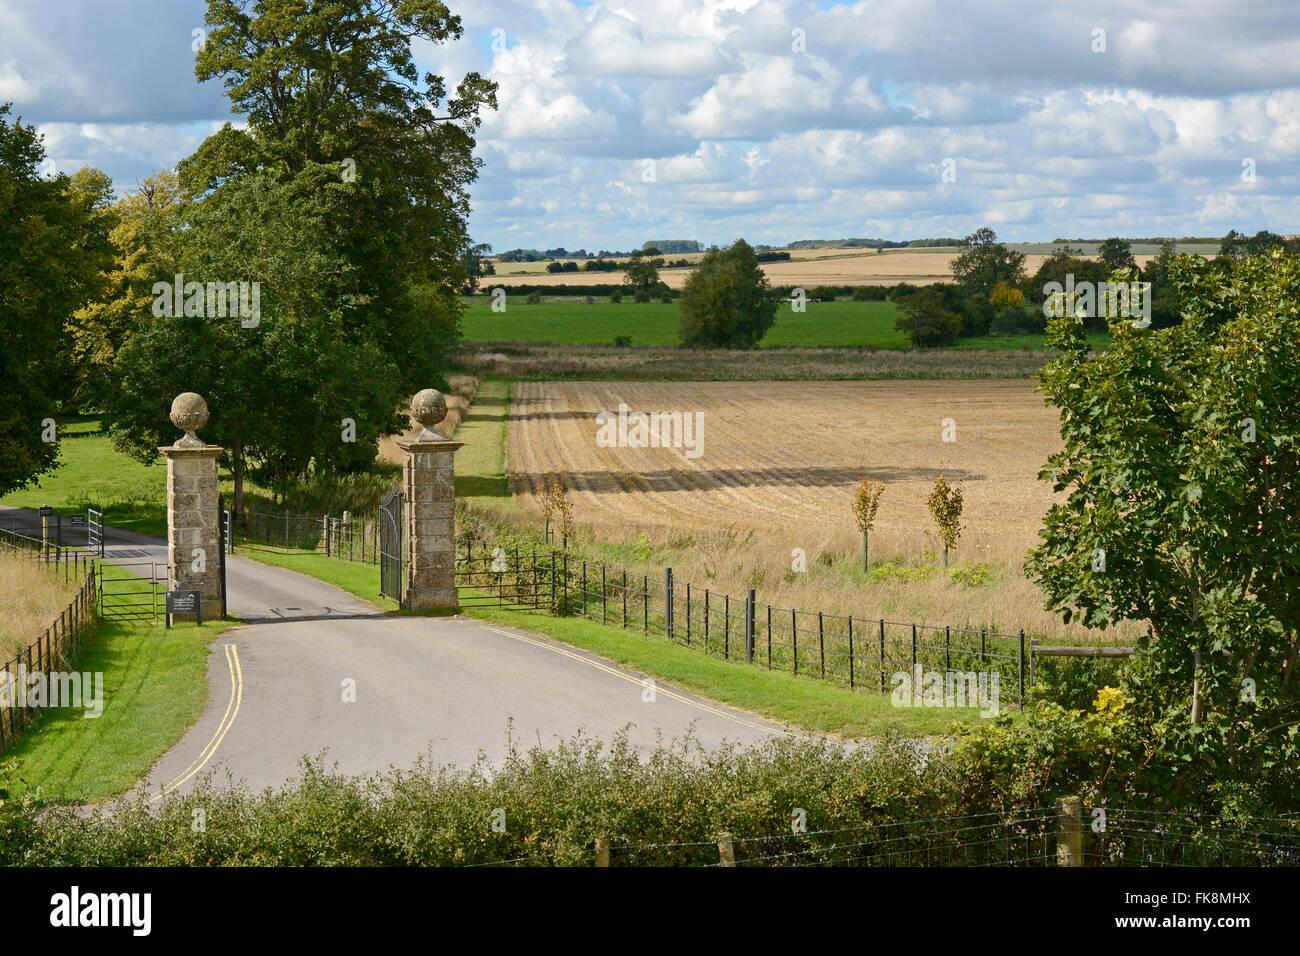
[0,550,83,661]
[460,296,1108,352]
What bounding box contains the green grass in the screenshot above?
[7,616,222,803]
[459,296,1110,352]
[453,377,513,508]
[0,416,169,538]
[462,297,911,348]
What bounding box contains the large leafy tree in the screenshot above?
[892,287,963,347]
[677,239,777,348]
[1028,250,1300,809]
[950,226,1026,296]
[104,0,494,513]
[0,105,109,496]
[68,170,188,407]
[623,247,665,299]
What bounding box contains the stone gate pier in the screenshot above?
[395,388,463,610]
[159,392,225,620]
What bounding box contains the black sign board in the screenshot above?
[70,515,87,526]
[39,506,52,517]
[166,589,203,627]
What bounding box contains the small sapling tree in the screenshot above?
[851,478,885,572]
[927,472,964,569]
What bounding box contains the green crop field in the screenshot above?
[461,296,911,348]
[458,296,1107,351]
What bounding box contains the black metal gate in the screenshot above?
[379,485,404,606]
[217,494,227,617]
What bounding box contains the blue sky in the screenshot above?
[4,0,1298,250]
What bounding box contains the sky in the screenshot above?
[3,0,1299,251]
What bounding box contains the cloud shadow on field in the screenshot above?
[509,465,982,494]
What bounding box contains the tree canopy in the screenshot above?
[676,239,777,348]
[1028,250,1300,805]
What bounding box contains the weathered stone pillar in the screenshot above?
[158,392,225,620]
[395,389,463,610]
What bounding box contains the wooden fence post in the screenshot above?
[595,838,610,867]
[718,833,735,867]
[1056,795,1083,867]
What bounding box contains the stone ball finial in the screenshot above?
[170,392,209,448]
[411,388,447,428]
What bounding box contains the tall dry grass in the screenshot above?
[0,550,82,663]
[476,499,1145,644]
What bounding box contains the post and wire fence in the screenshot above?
[0,528,99,753]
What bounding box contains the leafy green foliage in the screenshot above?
[677,239,778,348]
[0,105,111,496]
[892,288,963,347]
[950,227,1026,296]
[1028,250,1300,805]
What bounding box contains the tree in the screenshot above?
[0,105,108,496]
[104,0,493,514]
[68,170,188,409]
[677,239,778,348]
[623,247,665,297]
[950,227,1026,296]
[893,288,963,347]
[1096,237,1136,274]
[926,473,964,568]
[852,478,885,572]
[460,242,492,292]
[1027,251,1300,806]
[989,280,1025,310]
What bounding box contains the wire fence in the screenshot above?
[449,543,1027,711]
[456,806,1300,867]
[0,528,99,753]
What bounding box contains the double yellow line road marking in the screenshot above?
[150,643,243,803]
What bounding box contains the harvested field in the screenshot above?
[488,244,1212,289]
[509,380,1058,549]
[504,379,1143,640]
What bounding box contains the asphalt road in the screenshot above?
[2,505,791,796]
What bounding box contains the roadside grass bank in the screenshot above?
[5,613,221,804]
[0,550,83,661]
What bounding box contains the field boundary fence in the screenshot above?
[0,528,99,753]
[466,803,1300,867]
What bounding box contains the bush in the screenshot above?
[609,289,623,303]
[659,290,673,304]
[990,307,1044,334]
[634,290,651,303]
[525,291,542,305]
[810,286,840,301]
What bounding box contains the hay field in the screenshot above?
[505,380,1140,640]
[0,550,81,662]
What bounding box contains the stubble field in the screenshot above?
[505,380,1139,641]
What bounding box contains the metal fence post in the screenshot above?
[1019,629,1026,711]
[848,616,855,689]
[665,567,674,640]
[879,619,886,692]
[818,612,825,678]
[745,589,755,664]
[643,575,648,633]
[792,609,798,674]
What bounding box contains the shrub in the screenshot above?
[609,289,623,303]
[525,291,542,304]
